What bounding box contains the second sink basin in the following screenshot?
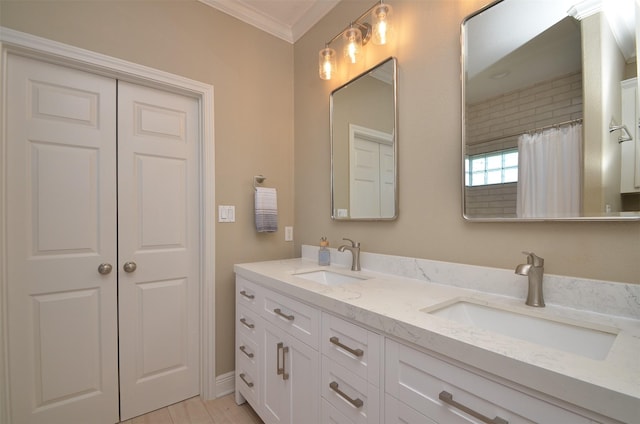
[423,299,618,360]
[293,270,367,286]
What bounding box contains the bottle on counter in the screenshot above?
[318,237,330,266]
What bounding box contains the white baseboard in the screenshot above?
[215,371,235,398]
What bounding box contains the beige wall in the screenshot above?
[294,0,639,283]
[1,0,295,377]
[2,0,639,384]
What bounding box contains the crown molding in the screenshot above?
[198,0,338,43]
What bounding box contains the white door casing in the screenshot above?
[0,28,216,424]
[6,54,120,424]
[117,81,200,420]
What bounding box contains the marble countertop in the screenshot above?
[234,257,640,423]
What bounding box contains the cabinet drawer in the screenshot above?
[322,398,355,424]
[322,356,380,424]
[262,288,319,349]
[237,331,259,373]
[236,356,259,408]
[322,312,381,386]
[236,276,262,312]
[237,304,261,339]
[385,339,597,424]
[384,394,437,424]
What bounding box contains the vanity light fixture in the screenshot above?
[318,0,394,80]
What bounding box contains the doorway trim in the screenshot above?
[0,27,216,422]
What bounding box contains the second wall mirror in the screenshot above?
[462,0,639,221]
[331,57,398,221]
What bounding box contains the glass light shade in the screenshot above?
[319,47,337,80]
[343,27,362,64]
[372,3,393,45]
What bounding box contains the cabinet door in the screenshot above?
[263,324,291,424]
[289,334,320,424]
[262,323,320,424]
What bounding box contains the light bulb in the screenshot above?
[372,3,393,45]
[319,47,336,80]
[343,27,362,64]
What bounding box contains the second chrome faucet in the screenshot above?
[338,238,361,271]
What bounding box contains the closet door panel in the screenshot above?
[6,54,119,424]
[117,81,200,420]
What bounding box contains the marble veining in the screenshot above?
[302,245,640,319]
[236,248,640,423]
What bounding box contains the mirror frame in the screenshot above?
[330,56,399,221]
[461,0,640,222]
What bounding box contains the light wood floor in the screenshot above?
[119,394,264,424]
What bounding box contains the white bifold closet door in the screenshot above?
[6,54,199,424]
[117,81,200,421]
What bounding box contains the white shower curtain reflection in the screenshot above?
[517,123,582,218]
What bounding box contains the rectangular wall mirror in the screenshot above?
[462,0,639,221]
[331,57,398,221]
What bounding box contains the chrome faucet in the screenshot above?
[338,238,361,271]
[515,251,545,307]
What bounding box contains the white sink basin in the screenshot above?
[424,300,618,360]
[293,270,367,286]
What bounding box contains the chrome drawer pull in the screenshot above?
[240,290,255,300]
[240,317,255,329]
[239,373,254,388]
[329,336,364,357]
[329,381,363,408]
[274,308,295,321]
[239,345,254,358]
[439,391,508,424]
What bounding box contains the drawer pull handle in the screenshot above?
[240,317,255,329]
[274,308,295,321]
[329,336,364,357]
[240,290,255,300]
[439,391,508,424]
[239,373,254,388]
[329,381,363,409]
[276,342,289,380]
[239,345,254,358]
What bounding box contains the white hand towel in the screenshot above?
[255,187,278,232]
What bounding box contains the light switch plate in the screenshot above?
[285,226,293,241]
[218,205,235,222]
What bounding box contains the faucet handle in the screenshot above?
[521,251,544,267]
[342,238,359,247]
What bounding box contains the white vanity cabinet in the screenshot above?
[236,271,623,424]
[320,312,382,424]
[620,78,639,194]
[385,339,603,424]
[235,276,320,424]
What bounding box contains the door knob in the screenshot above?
[123,261,137,273]
[98,263,113,275]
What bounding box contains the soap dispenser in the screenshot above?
[318,237,330,266]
